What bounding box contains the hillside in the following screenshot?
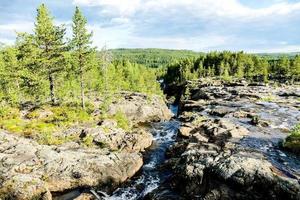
[110,48,201,68]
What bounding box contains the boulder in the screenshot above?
[0,131,143,200]
[108,93,172,123]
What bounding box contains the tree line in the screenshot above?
[0,4,161,109]
[163,51,300,85]
[111,48,200,68]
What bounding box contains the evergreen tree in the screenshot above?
[35,4,66,104]
[70,6,94,110]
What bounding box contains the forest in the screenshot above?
[0,4,161,107]
[0,4,299,144]
[163,51,300,85]
[1,2,300,200]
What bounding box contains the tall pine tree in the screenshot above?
[35,4,66,104]
[71,6,94,110]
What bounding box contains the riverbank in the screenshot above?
[0,92,172,200]
[159,79,300,199]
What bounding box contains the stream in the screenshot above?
[104,105,180,200]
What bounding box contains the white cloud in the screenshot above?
[0,21,34,34]
[73,0,300,21]
[73,0,141,17]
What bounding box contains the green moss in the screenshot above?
[283,124,300,153]
[82,135,94,147]
[0,105,20,120]
[0,104,93,143]
[192,115,207,126]
[260,95,276,102]
[112,110,131,131]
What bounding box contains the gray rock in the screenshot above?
[0,131,143,200]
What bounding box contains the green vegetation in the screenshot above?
[111,48,200,68]
[163,51,300,85]
[259,95,276,102]
[0,4,162,140]
[283,124,300,153]
[111,110,131,131]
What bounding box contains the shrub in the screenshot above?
[283,124,300,153]
[82,135,94,147]
[112,110,131,131]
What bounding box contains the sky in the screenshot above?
[1,0,300,53]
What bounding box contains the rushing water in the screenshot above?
[104,105,180,200]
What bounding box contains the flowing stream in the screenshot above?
[104,105,180,200]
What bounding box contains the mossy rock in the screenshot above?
[283,124,300,155]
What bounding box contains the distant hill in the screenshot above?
[110,48,300,67]
[255,52,300,59]
[110,48,201,68]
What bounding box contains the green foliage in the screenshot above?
[111,110,131,131]
[283,124,300,152]
[35,4,66,104]
[163,51,299,85]
[82,135,94,147]
[70,6,95,109]
[111,48,200,68]
[0,104,92,139]
[260,95,276,102]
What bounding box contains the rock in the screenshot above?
[171,143,300,200]
[74,193,94,200]
[180,100,206,112]
[209,107,235,117]
[168,80,300,200]
[279,91,300,98]
[190,133,209,143]
[179,126,193,137]
[91,126,153,152]
[0,131,143,200]
[108,93,172,123]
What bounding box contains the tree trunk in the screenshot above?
[79,55,85,110]
[80,71,85,110]
[49,73,56,105]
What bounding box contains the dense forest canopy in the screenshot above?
[0,4,299,109]
[111,48,201,68]
[0,4,161,108]
[162,51,300,85]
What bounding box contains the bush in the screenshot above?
[82,135,94,147]
[112,110,131,131]
[283,124,300,154]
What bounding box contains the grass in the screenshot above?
[192,115,207,126]
[283,124,300,153]
[260,95,276,102]
[0,104,94,144]
[0,101,133,146]
[111,110,131,131]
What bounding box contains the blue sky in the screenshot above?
[1,0,300,52]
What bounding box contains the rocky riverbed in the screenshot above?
[157,79,300,200]
[0,93,172,200]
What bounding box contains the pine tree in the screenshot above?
[71,6,94,110]
[35,4,66,104]
[1,47,21,103]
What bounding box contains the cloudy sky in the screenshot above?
[1,0,300,52]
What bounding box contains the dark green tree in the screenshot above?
[35,4,66,104]
[70,6,94,110]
